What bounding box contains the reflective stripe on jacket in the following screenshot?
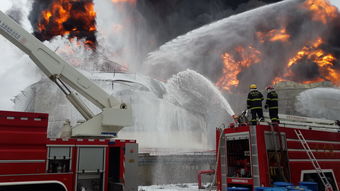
[247,90,264,110]
[265,91,278,109]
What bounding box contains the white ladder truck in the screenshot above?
[0,10,132,137]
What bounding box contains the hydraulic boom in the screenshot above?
[0,11,132,137]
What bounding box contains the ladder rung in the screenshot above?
[295,129,333,191]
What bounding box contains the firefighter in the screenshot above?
[265,85,279,124]
[247,84,264,125]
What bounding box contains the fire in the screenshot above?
[274,37,339,85]
[272,77,286,85]
[287,38,323,67]
[215,0,340,91]
[256,28,290,43]
[36,0,97,49]
[303,0,338,24]
[218,27,292,91]
[216,46,261,91]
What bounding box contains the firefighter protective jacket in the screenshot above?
[247,90,264,110]
[265,91,278,109]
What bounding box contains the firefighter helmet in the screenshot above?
[249,84,257,89]
[266,85,274,90]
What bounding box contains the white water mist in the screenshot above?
[295,87,340,120]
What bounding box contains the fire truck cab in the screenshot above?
[0,110,138,191]
[216,113,340,191]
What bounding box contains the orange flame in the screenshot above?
[287,38,323,67]
[304,0,338,24]
[216,46,261,91]
[274,37,339,85]
[256,28,290,43]
[272,77,286,85]
[37,0,97,48]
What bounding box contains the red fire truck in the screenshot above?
[216,113,340,191]
[0,110,138,191]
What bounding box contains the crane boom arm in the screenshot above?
[0,11,132,137]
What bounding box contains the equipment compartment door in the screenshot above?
[226,135,251,178]
[76,147,105,191]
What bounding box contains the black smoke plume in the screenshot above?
[137,0,281,47]
[29,0,97,49]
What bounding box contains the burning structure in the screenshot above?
[145,0,340,94]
